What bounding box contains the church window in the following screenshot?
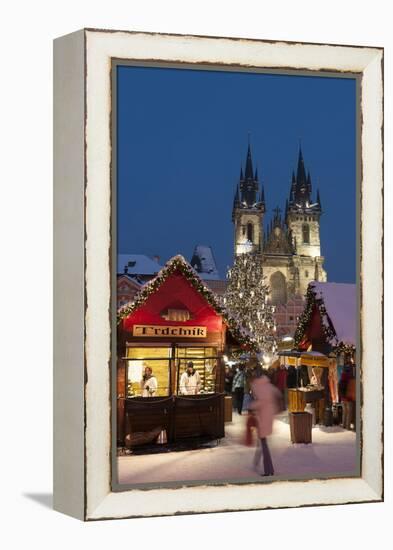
[305,270,309,277]
[270,271,287,305]
[242,225,246,236]
[247,222,253,242]
[302,223,310,244]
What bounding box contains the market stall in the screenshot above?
[293,282,357,429]
[117,255,257,447]
[276,348,330,441]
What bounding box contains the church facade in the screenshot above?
[232,143,327,318]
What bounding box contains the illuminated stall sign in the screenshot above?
[133,324,207,338]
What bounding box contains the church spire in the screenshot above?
[288,144,312,207]
[296,145,307,189]
[289,171,295,201]
[237,138,260,207]
[244,142,254,180]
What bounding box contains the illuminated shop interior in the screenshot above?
[126,346,218,397]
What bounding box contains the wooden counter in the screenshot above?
[124,393,225,446]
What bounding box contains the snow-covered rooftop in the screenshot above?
[117,254,163,276]
[311,282,357,346]
[190,245,220,280]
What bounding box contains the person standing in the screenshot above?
[140,366,158,397]
[249,374,281,476]
[179,361,201,395]
[224,365,234,395]
[341,361,356,430]
[232,364,246,415]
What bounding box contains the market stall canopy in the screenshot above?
[278,350,302,357]
[300,351,329,367]
[278,349,301,366]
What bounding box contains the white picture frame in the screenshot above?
[53,28,383,521]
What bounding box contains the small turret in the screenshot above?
[316,189,322,210]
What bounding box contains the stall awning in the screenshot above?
[299,351,329,367]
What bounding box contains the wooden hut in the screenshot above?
[117,255,257,446]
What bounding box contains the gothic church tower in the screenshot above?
[232,143,265,256]
[285,146,327,296]
[287,147,322,257]
[231,142,327,315]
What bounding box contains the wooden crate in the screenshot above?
[289,412,312,444]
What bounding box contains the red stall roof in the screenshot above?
[295,281,356,350]
[118,255,258,351]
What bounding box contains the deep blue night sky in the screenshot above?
[117,65,357,283]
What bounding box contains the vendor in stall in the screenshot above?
[179,361,201,395]
[140,366,158,397]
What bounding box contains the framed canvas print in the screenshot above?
[53,29,383,520]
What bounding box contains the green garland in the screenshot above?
[335,342,356,355]
[117,255,259,352]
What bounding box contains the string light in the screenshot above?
[224,252,277,354]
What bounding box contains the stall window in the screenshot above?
[126,347,171,397]
[175,347,218,395]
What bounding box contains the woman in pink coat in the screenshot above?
[249,374,281,476]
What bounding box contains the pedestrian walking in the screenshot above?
[249,373,282,476]
[232,364,246,414]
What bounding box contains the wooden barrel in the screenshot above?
[288,388,306,412]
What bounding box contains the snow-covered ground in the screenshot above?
[117,412,357,485]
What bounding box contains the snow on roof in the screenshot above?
[117,273,143,287]
[117,254,163,275]
[190,245,220,280]
[311,282,357,346]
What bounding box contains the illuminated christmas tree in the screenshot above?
[224,253,277,353]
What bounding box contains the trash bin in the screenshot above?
[289,412,312,444]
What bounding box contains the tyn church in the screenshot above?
[232,143,327,307]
